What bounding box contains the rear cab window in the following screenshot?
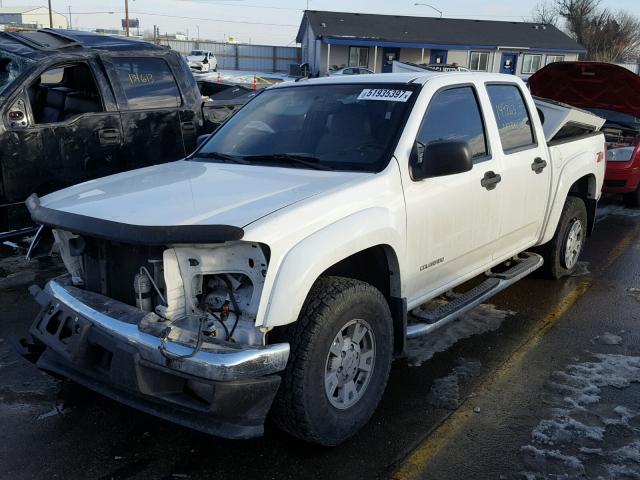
[111,57,181,109]
[417,85,489,161]
[486,84,536,152]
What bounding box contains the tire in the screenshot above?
[537,196,588,279]
[270,276,393,446]
[623,186,640,208]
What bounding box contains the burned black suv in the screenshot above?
[0,29,251,236]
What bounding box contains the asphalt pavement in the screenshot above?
[1,198,639,480]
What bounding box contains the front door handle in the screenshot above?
[481,171,502,190]
[531,157,547,174]
[98,128,121,145]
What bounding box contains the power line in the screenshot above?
[68,10,300,27]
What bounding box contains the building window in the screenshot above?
[546,55,565,65]
[522,54,543,74]
[349,47,369,67]
[469,52,490,71]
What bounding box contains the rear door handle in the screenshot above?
[98,128,121,145]
[481,171,502,190]
[531,157,547,174]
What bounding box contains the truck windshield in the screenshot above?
[195,83,418,172]
[0,51,32,96]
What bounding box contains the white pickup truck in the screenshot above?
[22,72,605,446]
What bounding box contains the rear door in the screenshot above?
[104,55,186,170]
[484,83,551,259]
[402,83,503,302]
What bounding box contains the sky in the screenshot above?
[4,0,639,46]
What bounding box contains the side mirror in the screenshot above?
[196,134,211,148]
[410,140,473,181]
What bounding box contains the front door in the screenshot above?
[403,84,503,303]
[382,48,401,73]
[485,83,551,259]
[18,59,124,194]
[104,55,186,170]
[429,49,448,65]
[500,53,518,75]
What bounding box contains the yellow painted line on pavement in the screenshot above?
[605,224,640,268]
[392,223,640,480]
[391,280,591,480]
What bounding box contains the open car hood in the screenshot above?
[529,62,640,118]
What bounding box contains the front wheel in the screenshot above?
[270,276,393,446]
[537,196,588,279]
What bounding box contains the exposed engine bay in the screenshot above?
[43,229,270,354]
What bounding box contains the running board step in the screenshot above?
[406,252,543,339]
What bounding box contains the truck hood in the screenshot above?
[529,61,640,118]
[40,160,365,228]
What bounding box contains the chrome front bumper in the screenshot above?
[30,278,289,382]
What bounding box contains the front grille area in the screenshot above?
[81,238,164,306]
[604,179,627,188]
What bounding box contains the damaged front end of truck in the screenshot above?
[19,194,289,439]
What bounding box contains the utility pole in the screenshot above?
[67,6,72,30]
[124,0,130,37]
[48,0,53,28]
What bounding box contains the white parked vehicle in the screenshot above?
[23,72,605,446]
[186,49,217,73]
[328,66,374,76]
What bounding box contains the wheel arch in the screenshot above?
[257,208,406,353]
[568,173,598,236]
[321,245,406,356]
[540,171,598,245]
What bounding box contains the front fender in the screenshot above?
[256,207,403,328]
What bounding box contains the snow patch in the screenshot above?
[521,352,640,478]
[596,204,640,222]
[427,358,481,410]
[407,301,515,367]
[592,332,623,346]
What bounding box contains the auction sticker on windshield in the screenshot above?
[358,89,413,102]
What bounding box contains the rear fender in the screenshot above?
[539,148,600,245]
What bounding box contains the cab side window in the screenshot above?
[112,57,181,109]
[27,62,104,124]
[417,86,488,160]
[486,84,536,152]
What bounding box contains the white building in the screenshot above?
[0,6,68,30]
[297,11,586,78]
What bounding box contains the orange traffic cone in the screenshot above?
[252,74,257,90]
[217,72,221,83]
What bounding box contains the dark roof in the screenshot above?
[0,28,165,58]
[297,11,585,52]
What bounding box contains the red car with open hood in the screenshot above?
[530,61,640,206]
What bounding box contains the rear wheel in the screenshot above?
[537,196,587,279]
[270,276,393,446]
[623,186,640,208]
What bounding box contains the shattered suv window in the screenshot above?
[0,51,32,96]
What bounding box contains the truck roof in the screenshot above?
[272,71,525,88]
[0,28,165,59]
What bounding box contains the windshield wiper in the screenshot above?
[191,151,249,164]
[242,153,334,171]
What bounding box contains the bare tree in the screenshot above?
[532,0,640,61]
[531,1,559,26]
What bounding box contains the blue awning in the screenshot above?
[320,36,586,54]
